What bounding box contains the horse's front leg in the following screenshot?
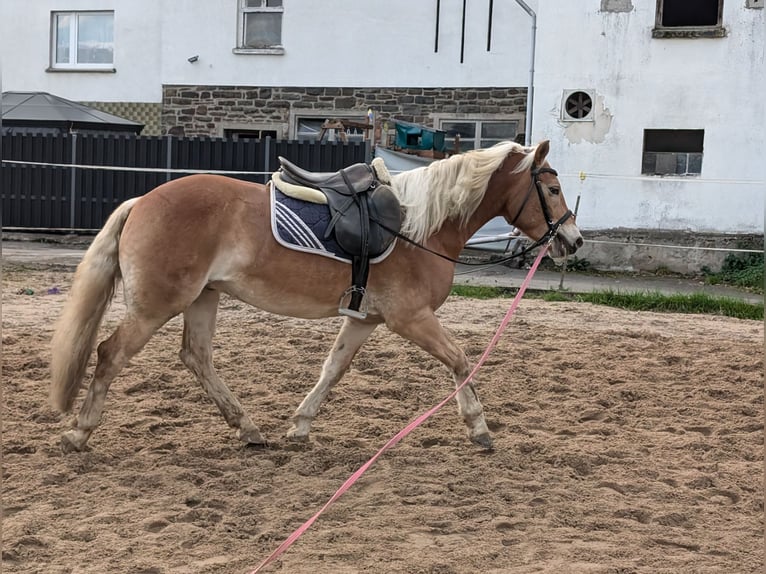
[388,310,492,449]
[286,317,378,441]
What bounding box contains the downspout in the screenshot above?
[513,0,536,146]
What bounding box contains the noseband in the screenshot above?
[509,166,574,245]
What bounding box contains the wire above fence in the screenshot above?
[4,159,763,186]
[1,159,272,176]
[558,172,764,186]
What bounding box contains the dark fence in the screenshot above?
[1,133,370,230]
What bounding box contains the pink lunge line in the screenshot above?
[250,245,550,573]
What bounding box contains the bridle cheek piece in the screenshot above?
[509,166,574,248]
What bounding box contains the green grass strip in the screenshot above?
[449,284,763,321]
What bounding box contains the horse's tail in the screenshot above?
[50,197,140,413]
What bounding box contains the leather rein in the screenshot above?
[379,166,575,267]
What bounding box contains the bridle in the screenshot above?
[507,166,574,246]
[375,164,575,267]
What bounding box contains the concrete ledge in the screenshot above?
[576,229,763,275]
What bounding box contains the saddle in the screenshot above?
[278,156,402,318]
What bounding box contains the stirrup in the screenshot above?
[338,286,368,319]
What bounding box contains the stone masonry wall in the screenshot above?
[161,86,527,137]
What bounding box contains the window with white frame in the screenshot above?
[438,119,519,151]
[236,0,284,53]
[50,11,114,69]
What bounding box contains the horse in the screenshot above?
[50,140,583,453]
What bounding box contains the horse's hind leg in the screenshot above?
[286,317,378,441]
[179,288,265,446]
[61,313,165,453]
[388,310,492,449]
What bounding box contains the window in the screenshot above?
[653,0,725,38]
[642,129,704,176]
[438,120,519,151]
[50,11,114,70]
[294,117,367,142]
[224,128,278,141]
[235,0,284,54]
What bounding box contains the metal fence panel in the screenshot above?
[1,133,371,230]
[1,133,72,228]
[74,134,168,228]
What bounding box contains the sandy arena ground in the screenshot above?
[2,260,763,573]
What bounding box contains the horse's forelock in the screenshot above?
[390,141,530,243]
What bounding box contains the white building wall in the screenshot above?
[162,0,533,88]
[533,1,764,233]
[0,0,163,102]
[1,0,533,99]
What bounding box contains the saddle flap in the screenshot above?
[331,185,401,258]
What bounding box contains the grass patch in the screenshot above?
[702,251,764,294]
[449,285,517,299]
[450,284,763,321]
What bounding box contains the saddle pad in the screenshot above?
[270,181,396,264]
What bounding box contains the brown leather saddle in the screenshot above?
[278,157,402,318]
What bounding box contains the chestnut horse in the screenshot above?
[50,140,582,453]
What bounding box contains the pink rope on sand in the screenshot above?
[249,245,550,573]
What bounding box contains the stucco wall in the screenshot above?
[1,0,533,100]
[0,0,163,102]
[533,1,765,234]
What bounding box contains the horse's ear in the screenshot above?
[533,140,550,167]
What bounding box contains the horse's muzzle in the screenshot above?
[549,226,583,261]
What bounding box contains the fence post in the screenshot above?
[165,135,173,182]
[263,136,271,184]
[69,133,77,229]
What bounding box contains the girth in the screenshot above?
[278,157,402,319]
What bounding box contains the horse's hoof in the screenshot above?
[60,432,85,454]
[285,427,309,443]
[238,428,267,447]
[471,433,494,451]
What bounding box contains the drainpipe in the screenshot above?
[513,0,536,146]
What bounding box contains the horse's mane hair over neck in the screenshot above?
[389,141,535,244]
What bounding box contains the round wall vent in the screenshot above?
[563,91,594,120]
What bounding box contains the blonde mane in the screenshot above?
[389,141,535,244]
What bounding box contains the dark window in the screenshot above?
[642,129,704,176]
[661,0,720,26]
[224,128,277,140]
[653,0,724,38]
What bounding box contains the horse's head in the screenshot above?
[501,141,583,262]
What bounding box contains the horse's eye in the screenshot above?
[549,187,560,195]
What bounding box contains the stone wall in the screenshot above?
[161,85,527,137]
